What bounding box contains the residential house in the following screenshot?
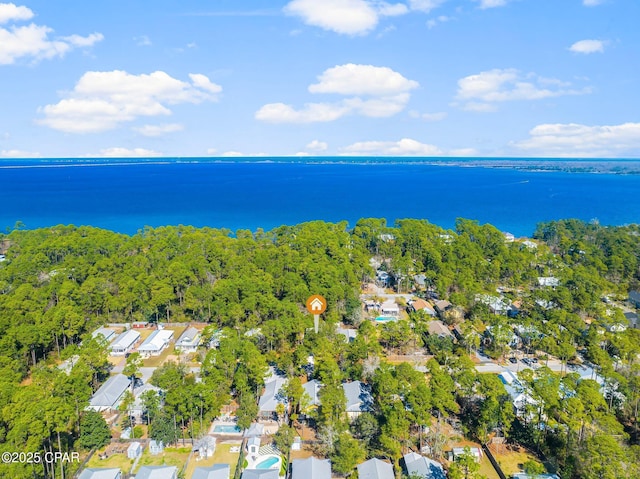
[336,326,358,342]
[127,442,142,460]
[243,423,265,438]
[302,379,322,410]
[258,376,287,420]
[376,270,392,287]
[357,458,394,479]
[175,327,201,352]
[504,232,515,242]
[409,299,436,316]
[380,299,400,317]
[629,290,640,308]
[343,381,373,420]
[498,371,538,419]
[78,468,122,479]
[624,311,638,329]
[241,470,279,479]
[414,274,427,290]
[537,277,560,288]
[110,329,140,356]
[88,374,130,412]
[434,300,452,319]
[521,240,538,250]
[364,299,381,313]
[135,466,178,479]
[475,294,508,315]
[131,382,162,419]
[138,329,174,357]
[451,447,482,462]
[92,327,117,344]
[292,457,331,479]
[291,436,302,451]
[403,452,446,479]
[192,465,230,479]
[427,320,454,340]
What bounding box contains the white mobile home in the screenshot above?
[110,329,140,356]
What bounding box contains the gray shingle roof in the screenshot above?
[135,466,177,479]
[89,374,130,409]
[78,468,121,479]
[403,452,446,479]
[357,458,394,479]
[342,381,373,413]
[241,470,279,479]
[192,464,230,479]
[292,457,331,479]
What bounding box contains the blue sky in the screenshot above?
[0,0,638,158]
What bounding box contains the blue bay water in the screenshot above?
[1,159,639,237]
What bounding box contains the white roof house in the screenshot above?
[88,374,130,411]
[135,466,177,479]
[403,452,446,479]
[302,379,322,408]
[138,329,174,356]
[498,371,538,419]
[78,469,122,479]
[292,457,331,479]
[380,300,400,316]
[343,381,373,419]
[258,377,287,418]
[243,423,265,438]
[131,383,162,417]
[336,327,358,342]
[110,329,141,356]
[127,442,142,460]
[92,327,117,344]
[358,458,394,479]
[451,447,482,462]
[192,465,230,479]
[175,327,201,352]
[537,277,560,287]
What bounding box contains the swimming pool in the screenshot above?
[212,424,241,433]
[256,456,280,469]
[375,316,397,323]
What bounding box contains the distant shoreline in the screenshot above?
[2,156,640,174]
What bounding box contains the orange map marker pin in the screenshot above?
[306,295,327,333]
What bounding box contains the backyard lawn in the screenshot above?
[183,443,241,479]
[133,446,191,474]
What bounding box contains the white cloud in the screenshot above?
[340,138,443,156]
[306,140,329,151]
[309,63,418,95]
[284,0,408,35]
[583,0,605,6]
[221,151,243,157]
[38,70,222,133]
[0,148,40,158]
[427,15,451,28]
[256,63,418,123]
[569,39,605,54]
[62,32,103,48]
[409,0,449,13]
[133,123,184,137]
[474,0,510,8]
[449,148,478,156]
[0,5,103,65]
[512,122,640,157]
[95,147,163,158]
[0,3,33,24]
[409,110,447,121]
[134,35,152,46]
[455,68,589,111]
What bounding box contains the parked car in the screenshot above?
[509,357,518,364]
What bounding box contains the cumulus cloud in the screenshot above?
[409,0,449,13]
[306,140,329,151]
[256,63,418,123]
[0,3,33,23]
[133,123,184,137]
[95,147,163,158]
[340,138,443,156]
[569,39,605,54]
[0,148,40,158]
[474,0,510,8]
[455,68,589,111]
[37,70,222,133]
[0,3,103,65]
[427,15,451,29]
[283,0,408,35]
[512,122,640,157]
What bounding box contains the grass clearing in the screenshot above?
[133,446,191,474]
[184,443,241,479]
